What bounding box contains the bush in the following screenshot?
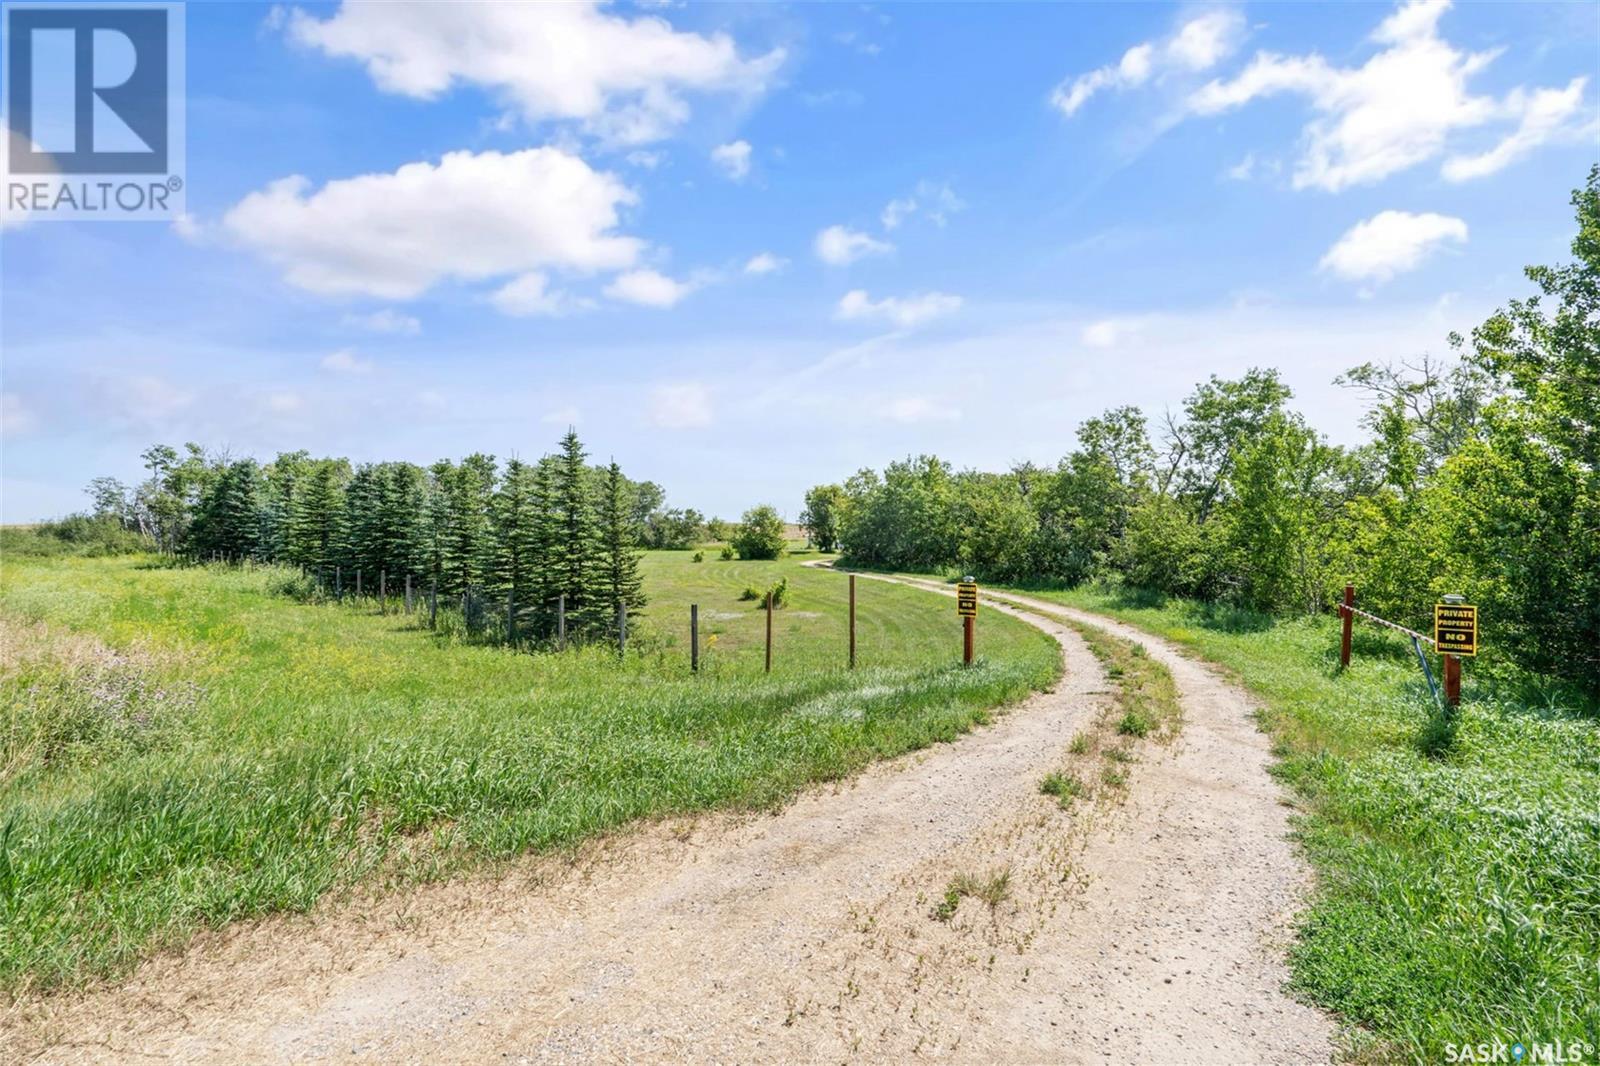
[691,550,704,563]
[0,516,151,558]
[719,545,735,560]
[732,504,787,560]
[739,577,789,607]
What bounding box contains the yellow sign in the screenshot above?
[1434,603,1478,657]
[956,581,978,618]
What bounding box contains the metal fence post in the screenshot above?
[690,603,699,672]
[405,573,413,614]
[765,591,774,673]
[429,578,437,629]
[618,601,627,655]
[557,594,566,651]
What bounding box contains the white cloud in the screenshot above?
[1319,210,1467,283]
[342,309,421,335]
[286,1,784,145]
[1080,319,1137,348]
[836,289,963,329]
[1189,0,1589,191]
[744,252,787,275]
[1442,79,1590,181]
[885,396,962,424]
[649,382,712,428]
[605,268,694,308]
[710,139,752,181]
[626,149,664,169]
[1052,9,1244,116]
[320,348,374,374]
[1,392,39,438]
[881,180,965,230]
[224,148,642,301]
[490,272,592,317]
[814,225,892,265]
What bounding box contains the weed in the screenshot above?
[1039,770,1083,807]
[1068,732,1090,755]
[933,867,1012,921]
[1117,710,1152,737]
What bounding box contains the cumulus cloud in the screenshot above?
[836,289,963,329]
[320,348,374,374]
[744,252,787,275]
[649,382,713,428]
[710,139,752,181]
[1319,210,1467,283]
[1052,8,1243,116]
[881,180,965,230]
[491,272,593,317]
[814,225,892,265]
[224,148,642,301]
[1188,0,1589,190]
[342,309,420,335]
[285,1,785,145]
[605,268,694,308]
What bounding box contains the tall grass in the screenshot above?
[991,582,1600,1061]
[0,551,1059,992]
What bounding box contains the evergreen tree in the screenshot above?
[286,459,348,575]
[550,430,602,630]
[492,458,543,639]
[596,461,645,627]
[188,459,265,561]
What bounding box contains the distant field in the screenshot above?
[0,549,1059,992]
[976,581,1600,1060]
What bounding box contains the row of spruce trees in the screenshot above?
[98,430,646,643]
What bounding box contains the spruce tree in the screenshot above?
[597,460,645,626]
[551,430,602,631]
[492,458,542,639]
[286,459,347,575]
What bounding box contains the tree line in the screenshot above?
[803,169,1599,691]
[86,430,671,644]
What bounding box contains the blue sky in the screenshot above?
[2,0,1596,522]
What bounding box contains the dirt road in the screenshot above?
[8,574,1333,1064]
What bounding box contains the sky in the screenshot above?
[1,0,1597,523]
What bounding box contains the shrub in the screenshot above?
[691,550,704,563]
[719,545,735,560]
[732,504,787,560]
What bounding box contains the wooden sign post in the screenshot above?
[1433,597,1477,708]
[957,577,978,666]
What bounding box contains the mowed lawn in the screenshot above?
[0,549,1059,992]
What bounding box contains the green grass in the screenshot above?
[1038,770,1083,808]
[932,867,1012,921]
[985,581,1600,1061]
[0,550,1060,993]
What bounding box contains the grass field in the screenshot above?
[0,548,1060,993]
[974,580,1600,1061]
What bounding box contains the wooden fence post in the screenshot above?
[429,578,437,629]
[336,565,342,599]
[405,574,413,614]
[848,574,857,670]
[557,594,566,651]
[1340,584,1354,668]
[356,569,362,598]
[963,614,974,666]
[765,591,774,674]
[1443,654,1461,707]
[507,590,516,645]
[690,604,699,672]
[380,571,386,613]
[618,601,627,655]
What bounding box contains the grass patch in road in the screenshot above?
[0,551,1060,994]
[986,582,1600,1061]
[932,867,1012,921]
[1038,770,1083,808]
